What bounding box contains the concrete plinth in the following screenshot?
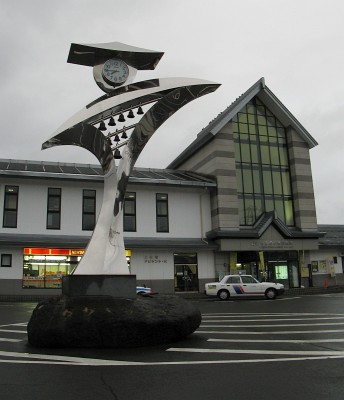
[27,295,202,348]
[62,275,136,298]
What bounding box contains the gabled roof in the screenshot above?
[207,211,322,240]
[168,78,318,169]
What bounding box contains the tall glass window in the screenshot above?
[123,192,136,232]
[82,190,96,231]
[156,193,169,232]
[3,186,19,228]
[234,98,294,226]
[47,188,61,230]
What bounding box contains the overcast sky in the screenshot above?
[1,0,343,224]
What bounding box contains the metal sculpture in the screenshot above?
[42,42,220,276]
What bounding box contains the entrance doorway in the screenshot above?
[174,253,198,292]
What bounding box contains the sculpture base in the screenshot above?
[27,295,202,348]
[62,275,136,298]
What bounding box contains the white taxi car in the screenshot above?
[205,274,285,300]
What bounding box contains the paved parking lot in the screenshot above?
[1,294,344,399]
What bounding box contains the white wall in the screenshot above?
[308,249,343,274]
[0,178,103,236]
[0,247,23,279]
[125,185,212,238]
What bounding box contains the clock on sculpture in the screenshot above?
[102,59,129,86]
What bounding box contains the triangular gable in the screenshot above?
[168,77,317,169]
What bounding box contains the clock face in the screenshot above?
[102,59,129,85]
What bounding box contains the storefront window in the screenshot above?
[22,248,83,289]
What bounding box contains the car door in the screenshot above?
[240,275,264,296]
[223,275,242,296]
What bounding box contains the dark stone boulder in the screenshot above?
[27,295,201,348]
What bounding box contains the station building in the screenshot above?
[0,78,343,297]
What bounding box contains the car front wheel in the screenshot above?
[265,288,277,300]
[217,289,230,300]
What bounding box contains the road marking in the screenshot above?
[167,347,344,356]
[202,313,344,316]
[208,338,344,344]
[277,297,301,300]
[0,350,344,366]
[0,329,27,334]
[202,316,344,322]
[196,329,344,335]
[200,322,344,328]
[0,323,27,328]
[0,338,22,342]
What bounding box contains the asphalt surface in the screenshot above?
[1,294,344,399]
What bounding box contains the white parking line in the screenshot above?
[0,350,343,366]
[0,338,22,343]
[167,347,344,356]
[202,316,344,322]
[208,338,344,344]
[200,322,344,328]
[0,329,27,334]
[196,329,344,335]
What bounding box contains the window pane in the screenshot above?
[245,196,255,225]
[279,146,288,165]
[47,213,60,229]
[157,202,168,215]
[241,143,251,163]
[284,198,294,225]
[260,144,270,164]
[5,195,17,210]
[254,195,263,219]
[281,171,291,195]
[124,201,135,214]
[263,170,273,194]
[238,123,248,133]
[124,216,136,231]
[275,198,285,221]
[272,170,283,194]
[83,198,95,213]
[157,216,169,232]
[1,254,12,267]
[253,168,261,193]
[243,167,253,193]
[250,143,259,163]
[270,145,280,165]
[82,214,95,230]
[3,211,17,228]
[265,197,274,212]
[48,188,61,196]
[48,197,60,211]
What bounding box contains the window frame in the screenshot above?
[1,254,12,268]
[82,189,96,231]
[123,192,136,232]
[46,188,61,230]
[3,185,19,228]
[156,193,169,233]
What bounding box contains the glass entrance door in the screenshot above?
[174,253,198,292]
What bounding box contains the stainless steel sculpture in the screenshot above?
[42,42,220,276]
